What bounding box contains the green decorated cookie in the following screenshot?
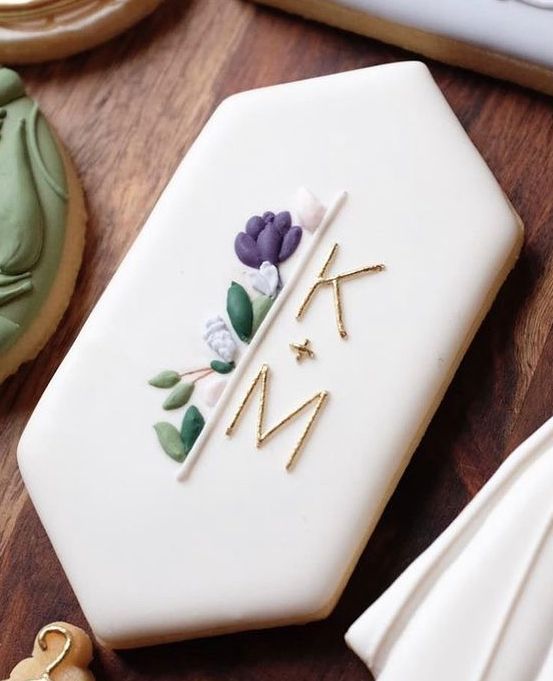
[0,67,86,383]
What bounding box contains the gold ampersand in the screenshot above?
[296,242,385,338]
[226,363,328,471]
[289,338,315,362]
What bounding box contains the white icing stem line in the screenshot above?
[472,507,553,681]
[176,190,348,482]
[367,426,553,669]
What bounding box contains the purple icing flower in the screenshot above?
[234,211,302,268]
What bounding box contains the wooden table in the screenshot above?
[1,1,552,678]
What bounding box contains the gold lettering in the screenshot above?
[296,242,385,338]
[226,364,328,471]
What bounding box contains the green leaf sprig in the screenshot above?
[154,405,206,463]
[149,363,234,463]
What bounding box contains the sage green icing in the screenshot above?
[163,382,194,410]
[0,279,32,306]
[29,104,68,201]
[0,119,45,275]
[0,316,19,351]
[154,422,187,463]
[0,67,68,359]
[0,69,26,106]
[149,370,181,389]
[251,294,274,336]
[0,272,31,286]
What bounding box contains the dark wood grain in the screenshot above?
[1,1,553,678]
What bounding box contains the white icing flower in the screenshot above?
[203,316,237,363]
[295,186,326,233]
[248,261,279,298]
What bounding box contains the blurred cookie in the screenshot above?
[0,0,164,63]
[253,0,553,95]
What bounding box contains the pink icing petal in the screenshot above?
[295,187,326,232]
[202,378,227,408]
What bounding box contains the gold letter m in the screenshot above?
[226,364,328,471]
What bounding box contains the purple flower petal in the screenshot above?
[262,211,275,224]
[274,211,292,236]
[257,224,283,265]
[278,225,302,262]
[245,215,265,240]
[235,232,262,268]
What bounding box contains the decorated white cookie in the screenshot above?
[253,0,553,95]
[0,0,164,64]
[0,67,86,384]
[18,62,522,649]
[346,416,553,681]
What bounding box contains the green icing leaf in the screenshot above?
[180,405,205,455]
[154,422,186,463]
[0,68,26,106]
[210,360,235,374]
[163,382,194,410]
[227,281,253,343]
[149,370,181,389]
[251,295,274,336]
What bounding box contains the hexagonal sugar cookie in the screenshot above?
[18,62,523,649]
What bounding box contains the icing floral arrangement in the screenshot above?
[148,188,326,463]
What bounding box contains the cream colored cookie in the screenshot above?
[3,622,95,681]
[0,0,164,63]
[254,0,553,96]
[18,63,523,648]
[0,67,86,384]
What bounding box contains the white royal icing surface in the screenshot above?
[328,0,553,69]
[18,62,522,649]
[346,416,553,681]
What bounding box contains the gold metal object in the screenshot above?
[296,242,385,338]
[28,625,73,681]
[226,363,328,471]
[289,338,315,362]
